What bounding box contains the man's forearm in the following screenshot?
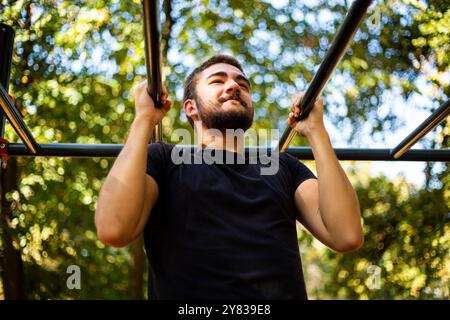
[307,128,363,247]
[95,116,155,243]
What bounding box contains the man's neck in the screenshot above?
[195,126,245,154]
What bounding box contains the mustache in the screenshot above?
[218,94,248,108]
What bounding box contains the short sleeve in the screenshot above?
[146,142,169,186]
[282,152,317,189]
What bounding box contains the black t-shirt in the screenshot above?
[144,142,316,299]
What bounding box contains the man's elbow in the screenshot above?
[97,229,133,248]
[333,233,364,253]
[95,218,134,248]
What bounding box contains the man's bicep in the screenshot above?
[132,174,159,240]
[294,178,334,248]
[294,178,319,221]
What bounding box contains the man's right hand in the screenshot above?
[133,80,172,127]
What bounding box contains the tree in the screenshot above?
[303,173,449,299]
[0,0,447,299]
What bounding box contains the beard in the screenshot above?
[194,94,253,131]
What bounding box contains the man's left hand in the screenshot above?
[287,93,326,139]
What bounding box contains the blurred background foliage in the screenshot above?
[0,0,448,299]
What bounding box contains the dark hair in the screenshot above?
[183,55,245,126]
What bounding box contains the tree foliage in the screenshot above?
[302,173,449,299]
[0,0,448,299]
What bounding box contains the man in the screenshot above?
[95,55,363,299]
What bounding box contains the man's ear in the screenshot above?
[184,99,200,122]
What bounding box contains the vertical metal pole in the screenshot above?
[0,24,15,169]
[142,0,163,142]
[0,23,14,139]
[0,24,39,154]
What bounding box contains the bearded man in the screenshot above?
[95,55,363,299]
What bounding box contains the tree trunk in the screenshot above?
[129,235,146,299]
[424,140,436,190]
[0,0,33,300]
[162,0,174,65]
[0,158,26,299]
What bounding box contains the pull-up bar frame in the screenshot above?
[0,2,448,163]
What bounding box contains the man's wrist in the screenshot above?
[305,126,328,144]
[132,114,158,134]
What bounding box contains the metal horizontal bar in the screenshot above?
[7,143,450,161]
[391,99,450,159]
[8,143,122,157]
[0,83,40,154]
[277,0,373,151]
[286,147,450,162]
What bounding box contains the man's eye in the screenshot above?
[211,80,223,84]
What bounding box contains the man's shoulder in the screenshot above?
[147,142,177,163]
[148,141,176,152]
[278,150,299,165]
[277,151,312,173]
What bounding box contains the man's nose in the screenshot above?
[224,79,240,94]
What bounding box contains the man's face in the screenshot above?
[193,63,254,131]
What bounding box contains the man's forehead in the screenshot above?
[199,63,245,79]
